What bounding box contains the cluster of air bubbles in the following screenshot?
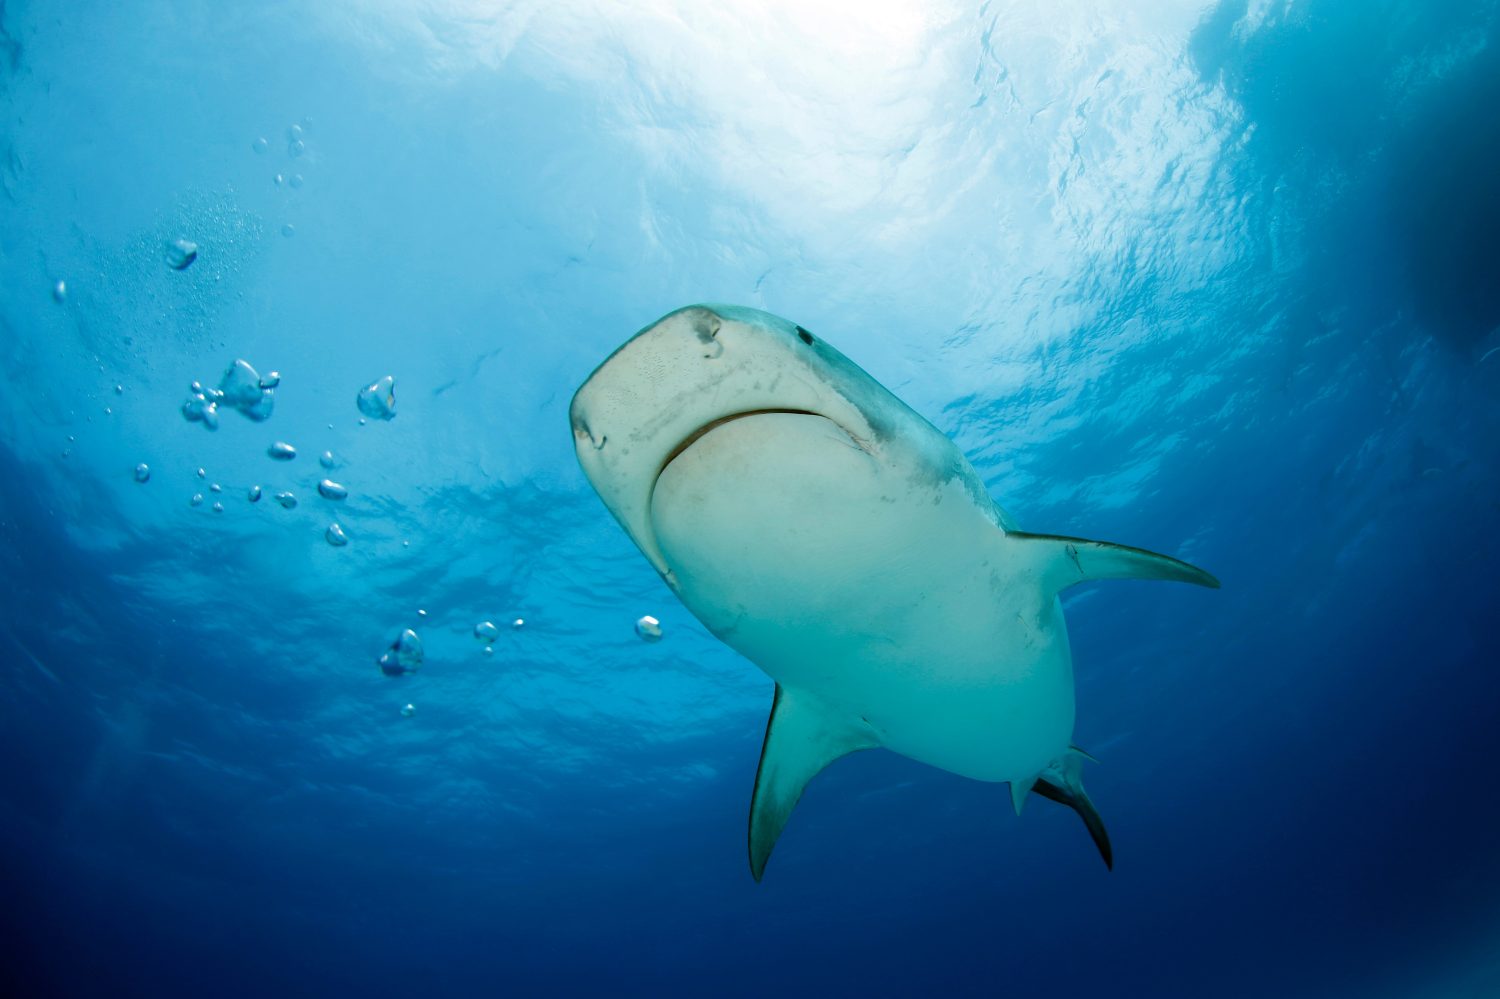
[182,360,279,430]
[165,238,198,271]
[635,615,663,642]
[378,629,424,677]
[325,523,348,547]
[255,121,312,236]
[268,441,296,461]
[357,375,397,421]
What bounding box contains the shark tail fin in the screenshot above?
[748,685,876,882]
[1009,531,1220,598]
[1028,747,1113,871]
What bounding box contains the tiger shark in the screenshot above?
[570,304,1218,880]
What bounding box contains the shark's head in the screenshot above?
[570,305,916,580]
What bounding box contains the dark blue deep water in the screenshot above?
[3,1,1499,996]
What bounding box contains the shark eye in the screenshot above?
[796,326,814,345]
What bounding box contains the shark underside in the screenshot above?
[571,304,1218,879]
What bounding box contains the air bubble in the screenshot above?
[52,280,66,303]
[274,491,297,509]
[401,703,416,718]
[197,467,206,479]
[635,615,663,642]
[357,375,397,420]
[268,441,296,461]
[212,501,224,513]
[512,618,525,630]
[181,393,220,430]
[289,174,304,189]
[253,136,269,154]
[474,621,499,643]
[378,629,424,677]
[288,139,305,157]
[134,463,151,483]
[319,450,335,469]
[317,479,347,501]
[210,483,222,493]
[325,523,348,547]
[248,484,263,503]
[190,493,204,507]
[165,238,198,270]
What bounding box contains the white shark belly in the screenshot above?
[649,411,1074,782]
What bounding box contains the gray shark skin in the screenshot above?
[570,304,1218,880]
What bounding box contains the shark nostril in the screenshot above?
[690,311,722,342]
[693,313,724,358]
[574,422,607,450]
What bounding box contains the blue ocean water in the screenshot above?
[2,0,1499,995]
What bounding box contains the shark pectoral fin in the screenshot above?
[1009,530,1221,597]
[1029,750,1113,871]
[748,685,876,882]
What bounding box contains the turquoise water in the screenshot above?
[2,1,1499,995]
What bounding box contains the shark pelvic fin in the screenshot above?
[1010,776,1037,815]
[1009,530,1220,597]
[1028,748,1113,871]
[748,685,876,882]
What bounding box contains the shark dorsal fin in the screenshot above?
[749,685,876,881]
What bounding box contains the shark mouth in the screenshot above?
[656,408,822,483]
